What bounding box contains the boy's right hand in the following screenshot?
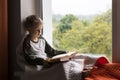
[60,55,70,61]
[46,58,52,62]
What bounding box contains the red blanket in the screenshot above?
[85,63,120,80]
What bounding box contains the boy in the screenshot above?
[23,15,68,67]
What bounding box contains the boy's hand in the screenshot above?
[60,55,70,61]
[68,51,77,58]
[70,52,76,58]
[46,58,52,62]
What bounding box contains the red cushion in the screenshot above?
[94,57,109,67]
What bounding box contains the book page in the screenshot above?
[52,54,68,59]
[71,59,85,71]
[52,51,77,59]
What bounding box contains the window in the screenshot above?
[42,0,120,62]
[52,0,112,60]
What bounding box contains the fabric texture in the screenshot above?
[85,58,120,80]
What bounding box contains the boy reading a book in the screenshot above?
[22,15,76,68]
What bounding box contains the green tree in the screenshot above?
[53,14,79,48]
[58,20,84,51]
[80,9,112,58]
[53,9,112,60]
[57,14,78,33]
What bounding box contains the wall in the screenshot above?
[8,0,21,80]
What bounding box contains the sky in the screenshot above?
[52,0,112,15]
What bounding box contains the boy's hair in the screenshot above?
[23,15,43,29]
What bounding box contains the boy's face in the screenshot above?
[29,25,42,38]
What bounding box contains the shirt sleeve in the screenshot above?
[23,37,50,67]
[43,38,67,58]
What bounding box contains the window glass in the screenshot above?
[52,0,112,61]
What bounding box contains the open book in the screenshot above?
[51,51,77,62]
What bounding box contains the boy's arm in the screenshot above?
[46,58,61,63]
[44,39,67,57]
[24,53,51,67]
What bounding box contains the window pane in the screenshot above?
[52,0,112,61]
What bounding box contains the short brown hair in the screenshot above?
[23,15,43,29]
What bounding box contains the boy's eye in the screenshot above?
[35,30,40,33]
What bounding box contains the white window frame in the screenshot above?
[42,0,53,46]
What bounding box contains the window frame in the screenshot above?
[42,0,53,46]
[112,0,120,63]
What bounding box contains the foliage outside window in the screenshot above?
[52,9,112,60]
